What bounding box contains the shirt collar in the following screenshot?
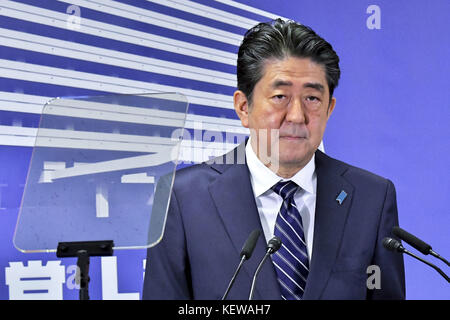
[246,137,316,197]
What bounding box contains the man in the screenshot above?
[143,19,405,300]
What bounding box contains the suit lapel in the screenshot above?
[302,150,354,299]
[207,149,281,300]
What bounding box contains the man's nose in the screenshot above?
[285,98,306,124]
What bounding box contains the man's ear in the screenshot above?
[327,97,336,120]
[233,90,249,128]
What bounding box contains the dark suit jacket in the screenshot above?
[142,146,405,300]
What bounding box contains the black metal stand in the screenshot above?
[57,240,114,300]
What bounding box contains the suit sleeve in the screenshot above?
[142,180,192,299]
[367,179,406,299]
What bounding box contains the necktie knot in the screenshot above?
[271,181,299,200]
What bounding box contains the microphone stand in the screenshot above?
[429,250,450,267]
[403,248,450,283]
[222,255,246,300]
[249,251,271,300]
[248,236,282,300]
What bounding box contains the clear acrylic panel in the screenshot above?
[14,93,188,252]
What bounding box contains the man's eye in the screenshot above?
[306,96,320,102]
[273,95,286,100]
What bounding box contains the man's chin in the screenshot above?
[277,150,314,167]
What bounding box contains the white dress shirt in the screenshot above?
[245,138,317,260]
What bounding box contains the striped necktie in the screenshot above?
[271,180,309,300]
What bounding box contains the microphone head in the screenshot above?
[240,229,261,259]
[382,237,404,253]
[392,226,431,255]
[267,236,282,254]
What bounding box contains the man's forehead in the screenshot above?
[261,57,327,87]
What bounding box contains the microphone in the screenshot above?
[392,226,449,266]
[221,229,261,300]
[382,237,449,283]
[248,236,282,300]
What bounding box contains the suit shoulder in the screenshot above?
[346,162,391,185]
[172,162,220,186]
[318,150,393,187]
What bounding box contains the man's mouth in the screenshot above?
[280,135,306,140]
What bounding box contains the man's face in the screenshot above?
[234,56,336,177]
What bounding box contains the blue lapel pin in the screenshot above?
[336,190,348,205]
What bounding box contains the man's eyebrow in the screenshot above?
[271,80,293,88]
[303,82,325,93]
[270,80,325,93]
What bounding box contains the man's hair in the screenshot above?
[237,19,340,105]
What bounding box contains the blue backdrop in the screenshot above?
[0,0,448,299]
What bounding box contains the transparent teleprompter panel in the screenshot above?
[14,93,188,252]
